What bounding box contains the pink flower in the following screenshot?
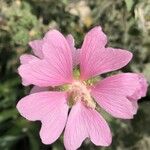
[20,33,80,93]
[17,26,148,150]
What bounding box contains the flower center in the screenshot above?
[67,80,96,109]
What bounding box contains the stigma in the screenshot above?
[68,80,96,109]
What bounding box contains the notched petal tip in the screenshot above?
[80,25,133,80]
[90,25,102,31]
[17,92,69,145]
[64,102,112,150]
[129,73,148,101]
[18,64,30,86]
[16,99,35,121]
[39,123,54,145]
[91,73,142,119]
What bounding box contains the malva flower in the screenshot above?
[17,26,148,150]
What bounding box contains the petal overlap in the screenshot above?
[66,34,80,66]
[17,27,148,149]
[91,73,145,119]
[29,39,44,58]
[18,30,73,87]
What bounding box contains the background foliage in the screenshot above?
[0,0,150,149]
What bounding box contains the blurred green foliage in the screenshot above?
[0,0,150,149]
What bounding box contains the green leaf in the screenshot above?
[28,132,40,150]
[0,109,18,123]
[143,63,150,83]
[0,135,20,150]
[124,0,134,11]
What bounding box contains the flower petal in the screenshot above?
[129,74,148,100]
[20,54,37,64]
[29,40,44,58]
[42,30,73,67]
[17,92,69,144]
[66,34,75,51]
[80,26,132,80]
[66,34,80,66]
[41,30,73,84]
[22,79,30,86]
[91,73,145,119]
[128,74,148,114]
[20,31,74,87]
[18,57,73,87]
[19,54,40,86]
[19,30,74,87]
[130,101,138,115]
[64,102,112,150]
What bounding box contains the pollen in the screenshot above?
[68,80,96,109]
